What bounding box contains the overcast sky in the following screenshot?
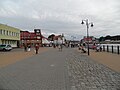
[0,0,120,40]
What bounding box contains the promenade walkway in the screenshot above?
[68,49,120,90]
[0,48,120,90]
[89,50,120,72]
[0,48,70,90]
[0,47,49,68]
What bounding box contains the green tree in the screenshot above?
[105,35,111,40]
[99,36,105,42]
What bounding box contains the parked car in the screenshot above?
[0,44,12,51]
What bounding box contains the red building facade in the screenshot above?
[20,29,42,47]
[83,36,95,43]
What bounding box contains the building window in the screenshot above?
[0,29,2,34]
[9,31,11,36]
[6,31,8,35]
[8,40,10,44]
[12,32,14,36]
[10,41,12,44]
[14,33,16,36]
[16,33,17,36]
[14,32,15,36]
[8,31,9,35]
[18,33,19,37]
[3,30,6,35]
[17,33,19,37]
[5,40,7,44]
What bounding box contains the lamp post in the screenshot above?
[81,19,93,55]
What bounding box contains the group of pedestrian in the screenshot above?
[78,43,102,53]
[23,44,40,54]
[52,43,63,51]
[96,44,102,52]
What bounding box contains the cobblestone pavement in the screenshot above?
[66,49,120,90]
[0,48,70,90]
[0,48,120,90]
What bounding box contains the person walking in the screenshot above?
[58,44,62,51]
[35,44,39,54]
[24,44,27,52]
[27,45,31,51]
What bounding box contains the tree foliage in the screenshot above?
[98,35,120,42]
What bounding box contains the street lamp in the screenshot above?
[81,19,94,55]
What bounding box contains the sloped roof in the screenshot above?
[54,35,62,40]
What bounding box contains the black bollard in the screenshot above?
[107,45,109,52]
[112,45,113,53]
[117,46,119,54]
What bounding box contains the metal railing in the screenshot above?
[102,45,120,54]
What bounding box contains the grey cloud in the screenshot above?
[0,0,120,39]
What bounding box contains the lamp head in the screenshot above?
[81,20,84,24]
[91,23,94,27]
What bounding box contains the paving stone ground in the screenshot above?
[0,48,70,90]
[0,47,120,90]
[0,47,49,68]
[66,49,120,90]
